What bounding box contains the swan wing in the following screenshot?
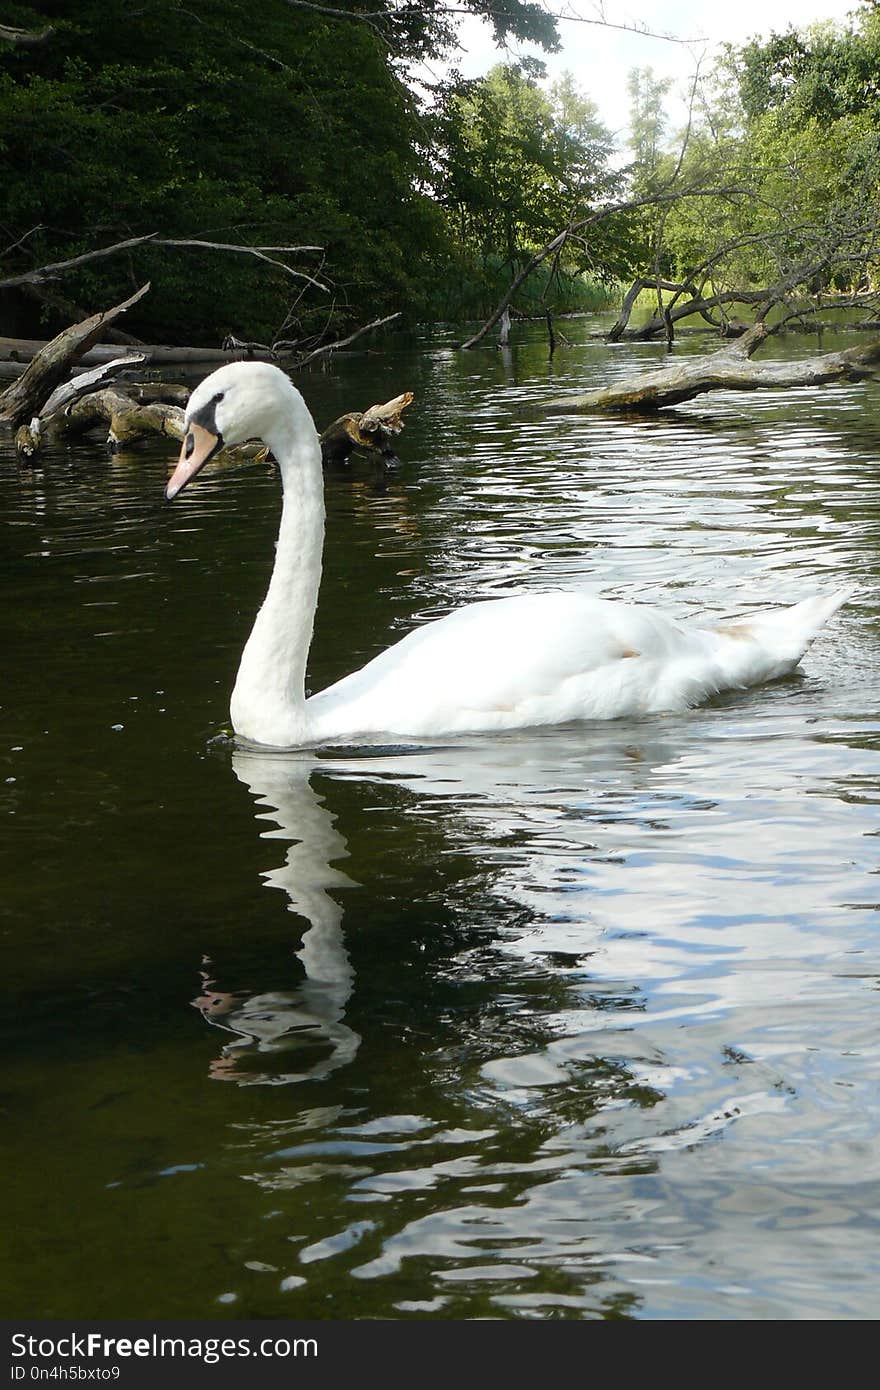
[306,592,719,737]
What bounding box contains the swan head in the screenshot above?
[165,361,304,501]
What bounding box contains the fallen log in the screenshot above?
[14,387,184,458]
[0,284,150,426]
[0,336,271,366]
[17,382,414,472]
[0,306,402,372]
[65,389,185,449]
[320,391,414,466]
[550,323,880,413]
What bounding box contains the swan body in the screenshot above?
[166,362,850,748]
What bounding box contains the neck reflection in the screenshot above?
[192,750,359,1085]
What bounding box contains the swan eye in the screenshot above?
[213,391,225,406]
[184,431,195,459]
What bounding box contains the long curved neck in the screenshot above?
[231,405,324,746]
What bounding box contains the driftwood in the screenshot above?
[66,390,185,448]
[320,392,414,465]
[0,284,150,426]
[15,387,184,459]
[13,354,151,456]
[39,354,151,416]
[551,322,880,413]
[3,288,413,464]
[16,378,414,468]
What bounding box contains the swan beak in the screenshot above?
[165,423,223,501]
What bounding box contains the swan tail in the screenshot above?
[754,587,851,646]
[715,587,852,675]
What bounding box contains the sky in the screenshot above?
[424,0,863,145]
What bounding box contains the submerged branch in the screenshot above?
[550,324,880,413]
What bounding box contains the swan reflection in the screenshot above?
[192,724,663,1085]
[192,750,360,1085]
[194,704,862,1097]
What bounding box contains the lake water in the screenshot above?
[3,319,880,1320]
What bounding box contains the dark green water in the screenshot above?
[3,320,880,1319]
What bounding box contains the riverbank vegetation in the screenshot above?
[1,2,879,351]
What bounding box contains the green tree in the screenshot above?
[0,0,563,341]
[433,64,621,316]
[627,66,672,192]
[612,11,880,339]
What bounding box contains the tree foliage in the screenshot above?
[627,66,672,192]
[6,2,878,348]
[429,64,626,318]
[616,7,880,337]
[437,66,614,257]
[0,0,457,341]
[0,0,644,343]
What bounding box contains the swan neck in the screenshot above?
[231,407,324,745]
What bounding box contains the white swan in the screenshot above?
[165,361,850,748]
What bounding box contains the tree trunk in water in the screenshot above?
[319,392,414,466]
[549,325,880,413]
[16,381,412,470]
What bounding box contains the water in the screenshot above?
[3,320,880,1320]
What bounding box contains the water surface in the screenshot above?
[3,320,880,1319]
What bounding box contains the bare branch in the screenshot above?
[0,234,328,292]
[159,239,328,290]
[0,234,153,289]
[282,0,392,43]
[774,295,880,330]
[611,213,880,341]
[286,312,401,366]
[0,225,44,260]
[608,277,697,342]
[280,0,696,43]
[177,7,295,72]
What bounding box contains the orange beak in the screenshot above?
[165,422,223,501]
